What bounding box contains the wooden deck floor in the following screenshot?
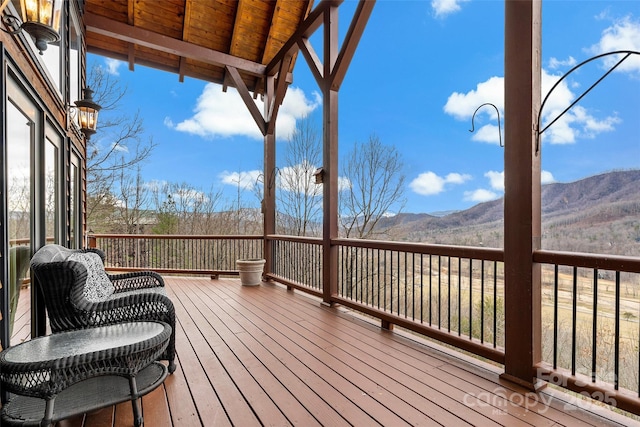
[8,277,640,426]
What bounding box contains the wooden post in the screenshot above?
[322,5,339,305]
[501,0,543,390]
[263,76,276,276]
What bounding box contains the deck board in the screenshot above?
[7,278,640,427]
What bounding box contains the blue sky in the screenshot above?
[88,0,640,215]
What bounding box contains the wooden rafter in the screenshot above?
[266,53,293,135]
[85,12,267,78]
[226,65,267,136]
[127,0,135,70]
[330,0,375,90]
[266,0,337,76]
[179,0,194,83]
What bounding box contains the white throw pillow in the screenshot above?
[67,252,115,302]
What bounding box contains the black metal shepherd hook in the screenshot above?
[536,50,640,154]
[469,103,503,147]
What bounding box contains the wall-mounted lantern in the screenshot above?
[72,88,102,140]
[1,0,61,54]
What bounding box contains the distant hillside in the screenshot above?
[381,170,640,255]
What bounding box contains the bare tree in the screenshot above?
[151,181,228,235]
[114,165,151,234]
[340,134,406,239]
[277,117,323,236]
[85,62,156,231]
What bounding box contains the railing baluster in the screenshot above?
[469,258,473,339]
[572,266,578,376]
[438,255,441,328]
[481,261,485,344]
[554,264,559,370]
[429,254,432,326]
[493,261,497,348]
[592,268,598,383]
[615,271,620,390]
[458,257,462,336]
[448,256,451,333]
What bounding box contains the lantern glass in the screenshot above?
[77,107,99,132]
[74,88,102,139]
[17,0,61,54]
[21,0,60,29]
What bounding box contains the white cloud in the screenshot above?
[445,172,471,184]
[485,170,504,191]
[167,84,321,141]
[541,170,555,184]
[409,171,470,196]
[337,176,351,192]
[220,170,262,191]
[172,188,209,206]
[444,69,622,146]
[548,56,577,70]
[278,161,323,196]
[464,189,499,203]
[471,124,502,145]
[444,76,504,121]
[431,0,469,18]
[104,58,124,76]
[588,16,640,76]
[540,70,621,144]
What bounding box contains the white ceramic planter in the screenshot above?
[236,258,266,286]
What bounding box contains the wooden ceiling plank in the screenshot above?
[85,12,267,77]
[331,0,375,90]
[266,0,337,76]
[127,0,134,25]
[180,0,193,83]
[223,0,248,92]
[261,0,284,64]
[226,65,267,136]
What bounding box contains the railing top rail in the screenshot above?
[534,249,640,273]
[333,237,504,261]
[89,234,264,240]
[266,234,322,244]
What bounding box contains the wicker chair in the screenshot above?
[29,244,176,373]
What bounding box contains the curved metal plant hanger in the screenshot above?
[536,50,640,153]
[469,103,503,147]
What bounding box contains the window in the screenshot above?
[69,5,81,107]
[69,150,81,248]
[45,124,63,244]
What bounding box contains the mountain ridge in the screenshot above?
[380,170,640,255]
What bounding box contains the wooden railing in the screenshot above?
[534,249,640,416]
[88,233,640,416]
[88,234,263,277]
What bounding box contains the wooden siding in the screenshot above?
[7,278,639,426]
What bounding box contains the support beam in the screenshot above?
[266,0,341,76]
[226,65,267,136]
[85,13,266,78]
[330,0,375,91]
[266,54,293,135]
[501,0,543,391]
[263,76,277,275]
[321,4,340,305]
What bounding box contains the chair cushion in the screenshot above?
[67,252,115,302]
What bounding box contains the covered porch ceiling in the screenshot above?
[83,0,314,95]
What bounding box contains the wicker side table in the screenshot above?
[0,321,171,427]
